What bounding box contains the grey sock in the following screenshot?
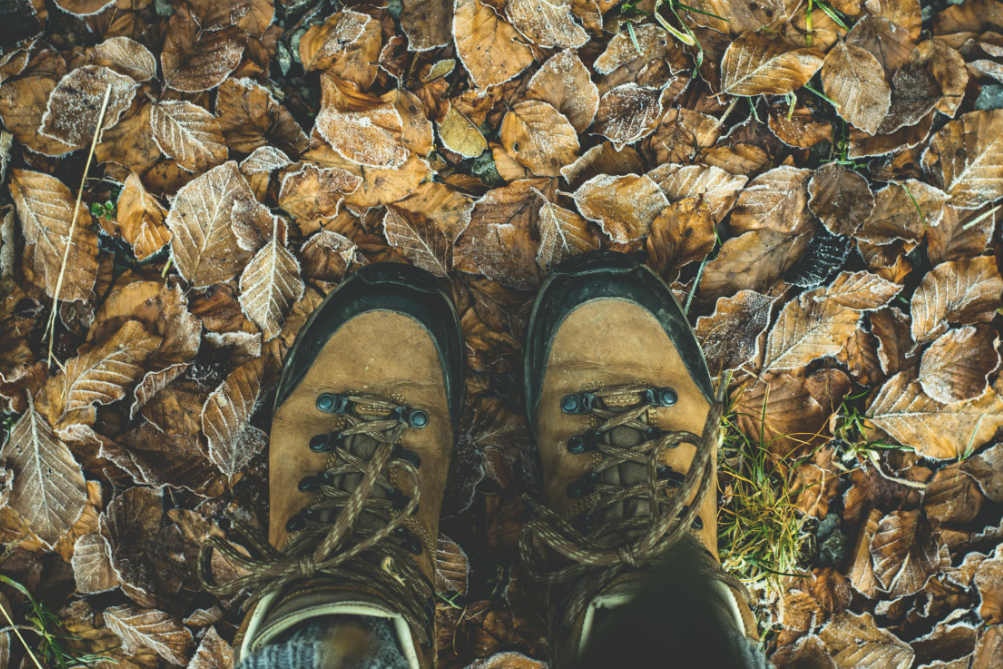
[236,616,409,669]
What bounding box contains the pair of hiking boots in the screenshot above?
[199,252,756,669]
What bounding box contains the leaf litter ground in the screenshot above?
[1,0,1003,668]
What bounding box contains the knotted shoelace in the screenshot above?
[519,382,751,634]
[198,393,435,645]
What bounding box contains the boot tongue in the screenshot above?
[592,423,652,527]
[319,418,391,531]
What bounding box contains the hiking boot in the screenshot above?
[200,263,465,669]
[519,252,756,667]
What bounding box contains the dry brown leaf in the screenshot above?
[300,230,362,282]
[818,271,901,311]
[913,39,968,118]
[974,548,1003,624]
[572,173,668,242]
[435,534,470,595]
[525,49,599,133]
[53,0,113,16]
[506,0,587,49]
[383,206,452,276]
[150,101,227,174]
[72,532,119,594]
[305,147,431,208]
[871,307,917,376]
[971,624,1003,669]
[849,508,884,598]
[91,37,157,82]
[0,401,86,549]
[645,107,720,165]
[593,84,663,150]
[316,75,407,168]
[463,652,546,669]
[95,102,162,173]
[439,105,488,158]
[202,357,267,479]
[928,204,995,265]
[924,463,984,526]
[216,78,310,158]
[383,88,434,157]
[819,611,914,669]
[821,40,892,135]
[867,370,1003,459]
[116,172,170,262]
[401,0,452,50]
[454,179,549,290]
[734,372,825,458]
[846,14,914,74]
[720,32,823,96]
[186,0,275,35]
[695,290,776,375]
[391,182,475,243]
[857,180,948,245]
[104,605,194,665]
[961,443,1003,504]
[500,100,579,176]
[698,228,809,299]
[645,198,714,279]
[730,165,812,234]
[318,9,381,90]
[299,10,371,72]
[165,161,260,288]
[560,141,646,188]
[0,75,76,156]
[40,65,137,149]
[106,423,225,497]
[910,256,1003,344]
[10,169,98,301]
[453,0,535,89]
[808,163,875,237]
[189,627,233,669]
[769,102,834,148]
[922,109,1003,209]
[239,221,305,340]
[647,163,746,222]
[161,5,244,93]
[278,164,361,224]
[535,195,598,270]
[771,635,837,669]
[919,325,999,403]
[763,292,860,373]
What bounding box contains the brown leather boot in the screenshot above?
[519,252,756,667]
[199,264,464,669]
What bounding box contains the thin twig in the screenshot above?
[0,597,44,669]
[45,85,113,364]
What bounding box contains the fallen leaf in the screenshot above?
[867,370,1003,459]
[391,182,475,243]
[698,229,809,299]
[910,256,1002,344]
[435,534,470,595]
[505,0,587,49]
[0,401,86,549]
[734,371,825,458]
[821,40,892,135]
[202,357,267,480]
[645,197,714,279]
[278,164,361,225]
[10,169,98,301]
[922,109,1003,209]
[919,325,1000,403]
[500,101,579,176]
[593,84,663,150]
[215,77,310,157]
[0,75,76,156]
[720,32,823,96]
[536,196,598,270]
[819,611,914,669]
[401,0,452,50]
[72,532,119,594]
[849,508,884,598]
[769,101,834,149]
[383,206,452,276]
[730,165,812,234]
[189,627,232,669]
[90,37,157,82]
[695,290,777,375]
[763,292,860,373]
[525,49,599,133]
[771,635,837,669]
[808,163,875,237]
[647,163,746,222]
[315,75,407,169]
[928,204,996,265]
[439,105,488,158]
[453,0,535,89]
[300,230,362,283]
[924,463,984,526]
[645,107,720,164]
[150,101,227,174]
[165,161,260,288]
[161,5,244,93]
[115,172,170,262]
[572,173,668,243]
[239,221,305,340]
[961,443,1003,504]
[817,271,901,311]
[973,547,1003,624]
[845,14,914,75]
[104,605,194,665]
[40,65,138,149]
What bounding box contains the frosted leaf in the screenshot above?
[54,0,114,16]
[161,5,244,93]
[216,78,310,157]
[763,292,860,372]
[821,41,891,135]
[816,271,901,311]
[572,173,668,243]
[278,164,362,223]
[536,196,599,270]
[807,162,875,237]
[151,101,227,173]
[435,535,470,595]
[593,84,663,150]
[189,627,232,669]
[922,109,1003,209]
[91,37,157,82]
[240,146,293,175]
[299,10,371,72]
[300,230,362,282]
[720,32,823,96]
[401,0,452,51]
[104,605,194,665]
[819,612,913,669]
[0,402,87,549]
[391,182,475,243]
[729,165,812,234]
[505,0,587,49]
[500,100,579,176]
[910,256,1002,344]
[383,207,452,276]
[870,510,942,598]
[695,290,778,375]
[237,222,305,340]
[857,180,948,245]
[453,0,534,89]
[202,358,267,479]
[525,50,599,133]
[918,325,999,403]
[165,162,257,288]
[438,105,487,158]
[116,171,170,261]
[72,532,119,594]
[315,75,408,168]
[594,24,671,75]
[40,65,138,149]
[647,163,747,222]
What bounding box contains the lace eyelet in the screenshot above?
[394,526,423,554]
[566,430,601,454]
[298,476,322,492]
[285,513,306,532]
[392,406,429,428]
[392,444,422,468]
[561,393,598,414]
[567,473,596,499]
[642,387,678,407]
[310,432,345,452]
[388,488,410,510]
[316,393,351,413]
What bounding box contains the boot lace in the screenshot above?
[198,392,436,645]
[519,381,750,634]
